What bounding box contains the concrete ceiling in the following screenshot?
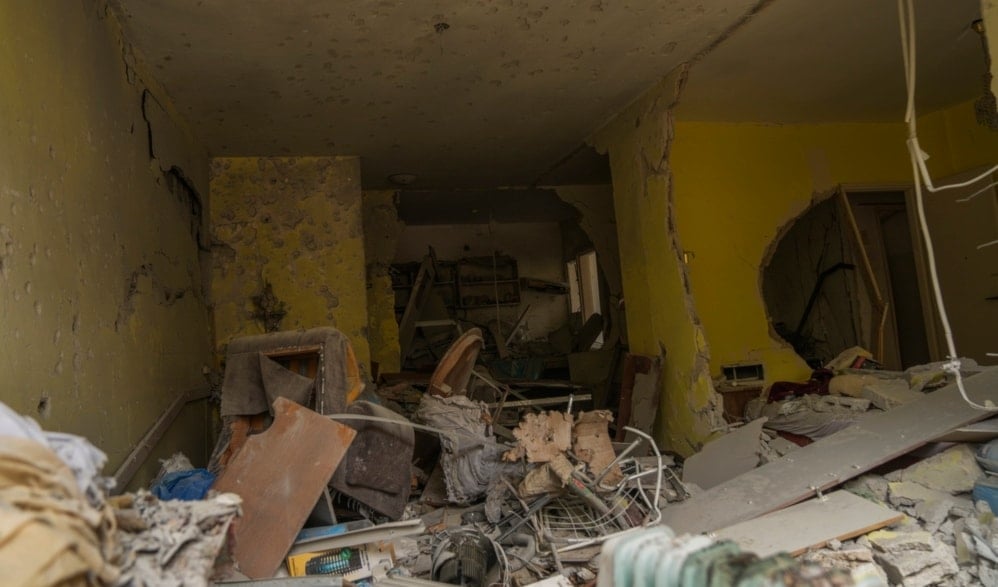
[111,0,759,189]
[112,1,988,188]
[679,0,987,122]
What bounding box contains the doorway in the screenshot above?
[846,191,931,369]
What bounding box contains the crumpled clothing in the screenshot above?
[0,436,120,586]
[151,469,215,501]
[0,401,110,506]
[415,394,512,504]
[766,369,834,403]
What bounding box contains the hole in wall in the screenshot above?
[37,395,51,419]
[760,190,930,371]
[761,195,863,369]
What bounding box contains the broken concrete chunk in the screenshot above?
[979,560,998,586]
[860,379,922,411]
[887,480,953,508]
[914,496,966,533]
[899,444,983,494]
[800,548,889,585]
[868,529,935,554]
[869,529,961,586]
[845,474,889,504]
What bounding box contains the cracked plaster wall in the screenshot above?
[590,63,998,453]
[0,1,212,477]
[591,67,721,455]
[210,157,371,375]
[362,190,404,374]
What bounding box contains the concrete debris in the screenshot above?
[867,529,959,586]
[905,357,983,393]
[757,394,868,439]
[843,474,890,504]
[898,443,984,494]
[859,378,923,411]
[800,548,889,585]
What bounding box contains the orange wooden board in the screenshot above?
[213,397,356,579]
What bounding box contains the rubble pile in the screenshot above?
[1,333,996,587]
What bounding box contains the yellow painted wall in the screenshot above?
[0,1,212,478]
[985,0,998,99]
[210,157,371,375]
[671,99,998,386]
[362,190,403,374]
[670,121,912,385]
[592,69,722,455]
[595,60,998,452]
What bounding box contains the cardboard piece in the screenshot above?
[505,411,573,463]
[682,418,766,490]
[713,490,903,557]
[573,411,623,485]
[661,368,998,534]
[212,397,356,579]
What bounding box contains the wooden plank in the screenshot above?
[934,416,998,442]
[212,397,356,579]
[682,418,766,490]
[661,368,998,534]
[713,490,903,557]
[426,328,483,397]
[399,255,436,364]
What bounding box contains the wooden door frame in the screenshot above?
[840,183,943,362]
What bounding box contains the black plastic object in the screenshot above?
[330,401,415,520]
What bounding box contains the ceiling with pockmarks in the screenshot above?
[111,0,988,188]
[679,0,986,122]
[110,0,760,188]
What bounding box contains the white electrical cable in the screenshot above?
[897,0,994,411]
[955,180,998,202]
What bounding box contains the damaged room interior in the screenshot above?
[4,0,998,585]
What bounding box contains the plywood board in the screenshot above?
[934,416,998,443]
[212,397,356,579]
[615,354,660,442]
[713,490,903,557]
[662,368,998,534]
[682,418,766,490]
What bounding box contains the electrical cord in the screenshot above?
[897,0,995,410]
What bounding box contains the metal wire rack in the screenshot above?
[533,427,674,551]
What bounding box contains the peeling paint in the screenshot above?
[210,156,371,376]
[590,67,721,455]
[361,190,404,373]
